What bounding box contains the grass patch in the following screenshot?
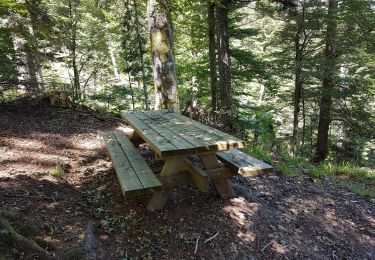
[276,162,299,177]
[341,182,374,201]
[51,161,64,178]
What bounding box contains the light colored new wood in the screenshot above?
[114,131,162,191]
[205,167,236,179]
[122,113,177,157]
[199,153,236,199]
[122,110,245,158]
[147,156,185,211]
[217,149,273,177]
[103,131,162,199]
[183,159,209,192]
[103,132,144,198]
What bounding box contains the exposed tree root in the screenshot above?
[0,211,51,259]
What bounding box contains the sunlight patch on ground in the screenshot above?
[223,197,260,243]
[75,134,104,150]
[11,138,47,150]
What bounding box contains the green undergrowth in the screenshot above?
[243,144,374,201]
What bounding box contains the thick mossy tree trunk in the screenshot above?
[217,0,233,125]
[25,0,44,92]
[208,2,218,113]
[313,0,338,163]
[147,0,179,112]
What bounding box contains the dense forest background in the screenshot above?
[1,0,374,180]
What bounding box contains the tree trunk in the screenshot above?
[292,25,303,150]
[25,44,38,91]
[313,0,338,163]
[108,42,120,82]
[24,0,44,93]
[217,0,232,124]
[147,0,179,112]
[69,0,80,100]
[208,2,218,113]
[134,0,150,110]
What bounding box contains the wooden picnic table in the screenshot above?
[122,110,245,211]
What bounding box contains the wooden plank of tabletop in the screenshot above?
[159,111,220,150]
[167,111,244,149]
[122,112,177,156]
[133,112,197,152]
[155,110,244,151]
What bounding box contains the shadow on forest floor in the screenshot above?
[0,104,374,259]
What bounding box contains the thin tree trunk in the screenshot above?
[147,0,179,112]
[313,0,338,163]
[25,44,38,91]
[217,0,232,124]
[69,0,80,100]
[108,42,120,82]
[292,0,306,152]
[301,87,306,151]
[128,73,135,111]
[134,0,150,110]
[208,2,218,113]
[292,27,303,150]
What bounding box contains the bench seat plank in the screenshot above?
[103,131,162,198]
[217,149,273,177]
[113,131,162,191]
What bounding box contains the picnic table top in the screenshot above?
[121,110,245,158]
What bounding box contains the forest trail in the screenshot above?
[0,105,374,259]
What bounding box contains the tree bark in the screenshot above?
[313,0,338,163]
[69,0,80,100]
[134,0,150,110]
[147,0,179,112]
[292,19,303,150]
[208,2,218,113]
[108,42,120,82]
[25,0,44,92]
[217,0,233,124]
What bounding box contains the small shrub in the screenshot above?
[319,161,374,182]
[306,165,326,178]
[51,161,64,178]
[282,153,308,168]
[244,145,273,163]
[276,162,299,177]
[342,183,374,201]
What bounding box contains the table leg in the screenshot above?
[129,131,144,148]
[147,156,185,211]
[199,153,236,199]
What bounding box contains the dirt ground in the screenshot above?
[0,105,374,259]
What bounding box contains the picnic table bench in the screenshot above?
[103,110,273,211]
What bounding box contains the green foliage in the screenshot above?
[0,0,27,15]
[0,89,23,103]
[0,29,18,87]
[276,162,299,177]
[51,162,64,178]
[306,161,375,182]
[244,144,273,163]
[237,107,276,146]
[341,182,374,201]
[87,85,134,113]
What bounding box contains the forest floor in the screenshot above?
[0,104,374,259]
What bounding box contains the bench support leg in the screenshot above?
[147,157,185,211]
[199,154,236,199]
